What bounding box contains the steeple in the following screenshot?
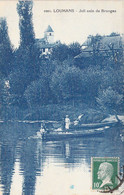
[44,25,54,44]
[44,25,54,33]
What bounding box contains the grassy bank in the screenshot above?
[22,102,108,124]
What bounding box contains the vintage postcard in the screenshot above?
[0,0,124,195]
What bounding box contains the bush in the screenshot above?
[96,87,123,113]
[24,77,52,107]
[50,65,84,102]
[100,68,124,95]
[81,66,102,101]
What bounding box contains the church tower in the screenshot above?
[44,25,54,44]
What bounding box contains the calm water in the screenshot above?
[0,122,124,195]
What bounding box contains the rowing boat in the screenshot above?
[41,127,106,141]
[70,121,117,130]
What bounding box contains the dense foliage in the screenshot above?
[0,0,123,119]
[17,0,35,48]
[0,18,13,77]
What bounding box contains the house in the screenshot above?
[35,25,58,57]
[75,34,124,59]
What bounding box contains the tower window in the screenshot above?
[49,33,51,36]
[43,48,45,52]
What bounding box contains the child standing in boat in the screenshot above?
[65,115,70,130]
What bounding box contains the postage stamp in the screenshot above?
[91,157,119,191]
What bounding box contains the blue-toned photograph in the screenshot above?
[0,0,124,194]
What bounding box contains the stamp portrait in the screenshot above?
[91,157,119,191]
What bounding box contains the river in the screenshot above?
[0,122,124,195]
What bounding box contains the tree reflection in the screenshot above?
[0,143,16,195]
[20,139,37,195]
[0,123,19,195]
[19,139,46,195]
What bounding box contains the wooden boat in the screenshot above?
[41,127,105,141]
[28,121,119,141]
[35,120,119,141]
[70,121,117,130]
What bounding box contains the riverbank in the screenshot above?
[1,103,123,124]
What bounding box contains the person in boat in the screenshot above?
[65,115,70,130]
[74,114,84,126]
[35,123,46,138]
[40,123,46,134]
[37,123,46,138]
[36,123,46,138]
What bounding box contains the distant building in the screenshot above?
[35,25,59,57]
[75,34,124,59]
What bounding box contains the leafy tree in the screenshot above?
[68,42,82,58]
[106,36,123,69]
[74,34,104,68]
[100,68,124,95]
[51,42,82,62]
[89,34,103,66]
[96,87,123,122]
[24,77,52,107]
[39,59,55,79]
[50,43,70,62]
[81,66,102,101]
[13,45,40,78]
[0,78,12,112]
[17,0,35,48]
[7,67,29,107]
[50,64,84,103]
[8,45,40,94]
[0,18,13,76]
[9,0,41,104]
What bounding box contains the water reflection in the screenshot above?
[64,141,70,159]
[20,140,38,195]
[0,123,124,195]
[0,143,16,194]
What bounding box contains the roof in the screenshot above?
[99,35,124,50]
[44,25,54,33]
[75,34,124,59]
[35,38,56,49]
[74,51,92,58]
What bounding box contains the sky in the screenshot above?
[0,1,123,48]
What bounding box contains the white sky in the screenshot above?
[0,1,123,48]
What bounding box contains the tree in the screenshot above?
[106,35,123,69]
[17,0,35,48]
[0,18,13,77]
[24,77,52,108]
[68,42,82,58]
[51,42,82,63]
[6,0,41,108]
[89,34,103,66]
[0,77,13,117]
[15,0,41,83]
[39,59,55,79]
[50,43,70,62]
[100,67,124,96]
[50,64,84,103]
[81,66,102,102]
[96,87,123,122]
